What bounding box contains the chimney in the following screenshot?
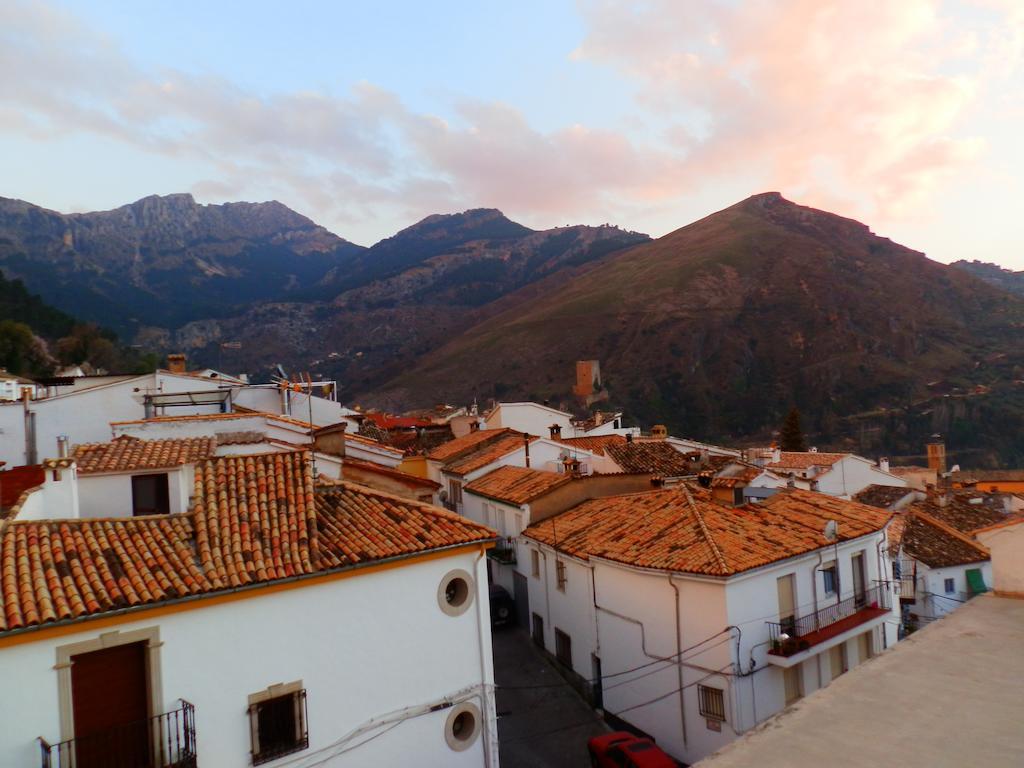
[700,448,710,466]
[562,455,582,477]
[809,446,818,453]
[56,435,69,459]
[772,446,782,464]
[650,475,665,488]
[626,432,634,443]
[469,420,480,433]
[549,424,562,440]
[167,353,187,374]
[879,457,890,473]
[651,424,667,439]
[524,433,531,468]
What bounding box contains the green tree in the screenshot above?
[0,320,53,376]
[780,407,806,452]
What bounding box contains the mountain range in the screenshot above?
[2,191,1023,465]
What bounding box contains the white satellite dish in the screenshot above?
[824,520,839,542]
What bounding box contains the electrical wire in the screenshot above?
[266,685,483,768]
[496,627,732,690]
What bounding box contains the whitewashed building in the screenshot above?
[0,449,498,767]
[762,450,906,498]
[519,484,899,765]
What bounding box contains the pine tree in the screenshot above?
[780,407,806,452]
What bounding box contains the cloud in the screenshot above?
[574,0,1023,222]
[0,0,1020,240]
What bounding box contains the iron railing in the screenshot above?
[40,700,196,768]
[488,536,517,564]
[768,585,889,656]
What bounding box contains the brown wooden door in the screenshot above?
[71,642,151,767]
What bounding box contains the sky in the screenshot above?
[1,0,1022,267]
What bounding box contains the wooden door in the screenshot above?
[777,574,796,633]
[71,642,150,767]
[852,552,866,606]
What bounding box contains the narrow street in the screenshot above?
[493,626,609,768]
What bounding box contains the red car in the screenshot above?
[588,731,678,767]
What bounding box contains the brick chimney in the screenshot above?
[167,353,187,374]
[549,424,562,439]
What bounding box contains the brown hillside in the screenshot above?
[372,193,1024,461]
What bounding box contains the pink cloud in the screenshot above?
[575,0,1019,222]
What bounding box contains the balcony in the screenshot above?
[768,585,890,658]
[40,700,196,768]
[488,536,517,565]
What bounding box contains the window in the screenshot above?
[444,702,482,752]
[249,683,308,765]
[783,665,803,705]
[698,685,726,722]
[448,479,463,507]
[944,577,955,594]
[556,560,567,592]
[437,569,475,616]
[531,550,540,578]
[555,628,572,669]
[822,561,838,595]
[131,473,170,516]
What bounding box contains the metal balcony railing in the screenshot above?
[768,585,890,656]
[40,700,196,768]
[487,536,517,565]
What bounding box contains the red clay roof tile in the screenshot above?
[73,436,216,474]
[523,486,891,576]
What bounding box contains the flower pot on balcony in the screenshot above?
[782,638,800,655]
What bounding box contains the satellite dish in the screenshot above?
[824,520,839,542]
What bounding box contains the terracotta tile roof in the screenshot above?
[523,486,891,577]
[346,431,404,454]
[314,483,494,568]
[444,433,535,476]
[605,441,696,476]
[768,452,848,471]
[906,494,1010,534]
[342,458,441,490]
[464,466,572,505]
[428,428,517,462]
[73,436,216,474]
[0,515,210,631]
[974,513,1024,535]
[192,451,319,585]
[853,484,915,510]
[893,510,990,568]
[554,435,626,456]
[0,450,494,635]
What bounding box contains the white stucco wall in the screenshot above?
[812,457,906,498]
[518,528,898,765]
[907,561,993,619]
[0,549,496,768]
[77,468,191,519]
[977,522,1024,595]
[484,403,574,437]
